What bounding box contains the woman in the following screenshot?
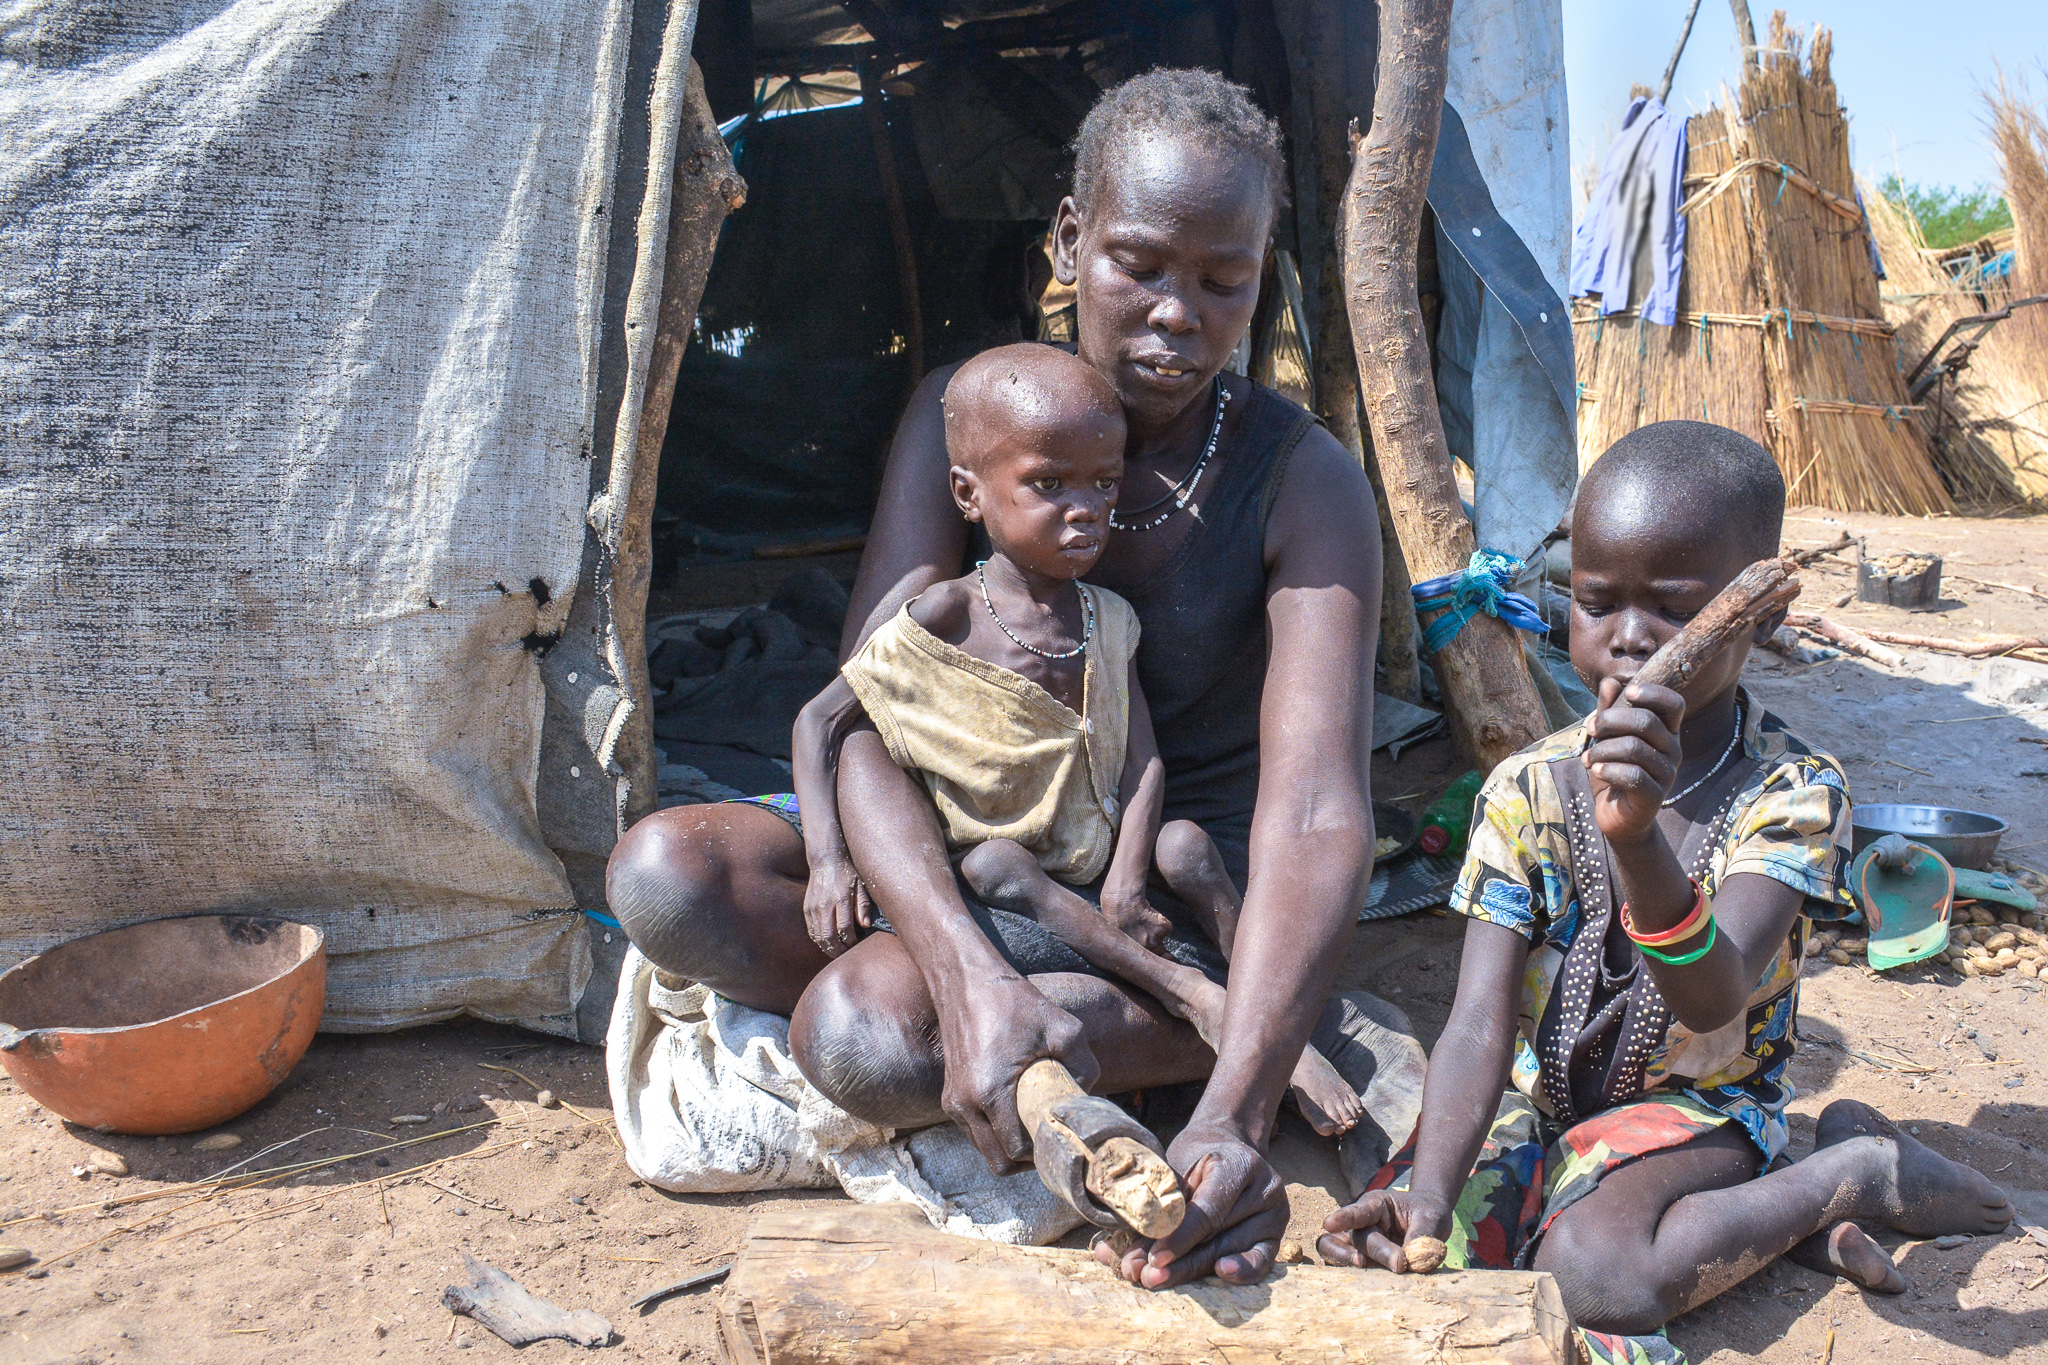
[609,69,1386,1288]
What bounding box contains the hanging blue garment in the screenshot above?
[1569,96,1688,326]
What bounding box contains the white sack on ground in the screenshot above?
[607,946,1084,1246]
[0,0,638,1032]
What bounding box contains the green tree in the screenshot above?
[1878,174,2014,249]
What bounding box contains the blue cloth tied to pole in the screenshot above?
[1411,549,1550,655]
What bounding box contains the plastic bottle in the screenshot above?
[1416,770,1484,858]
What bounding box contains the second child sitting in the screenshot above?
[1318,422,2013,1346]
[793,343,1365,1136]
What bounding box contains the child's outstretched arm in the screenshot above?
[1586,679,1806,1030]
[1318,918,1527,1271]
[1099,659,1170,950]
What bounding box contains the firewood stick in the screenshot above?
[1632,557,1802,693]
[718,1204,1576,1365]
[1014,1060,1184,1239]
[1789,617,2045,660]
[1341,0,1549,773]
[1783,614,1907,668]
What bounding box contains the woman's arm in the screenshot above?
[1320,918,1527,1269]
[840,363,970,659]
[1127,426,1384,1289]
[1100,661,1169,949]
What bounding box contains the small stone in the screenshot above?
[1934,1234,1971,1249]
[455,1334,474,1348]
[1403,1236,1447,1273]
[390,1115,430,1125]
[83,1153,128,1177]
[372,1324,388,1340]
[1276,1238,1306,1264]
[192,1133,242,1153]
[535,1089,560,1110]
[431,1102,448,1116]
[0,1247,31,1272]
[23,1267,47,1279]
[374,1157,391,1167]
[2005,1076,2025,1089]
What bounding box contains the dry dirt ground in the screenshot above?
[6,510,2048,1365]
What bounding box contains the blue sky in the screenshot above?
[1563,0,2048,197]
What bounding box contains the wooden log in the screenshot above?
[1340,0,1549,772]
[1015,1059,1184,1238]
[1784,614,1907,669]
[1789,616,2045,660]
[717,1203,1574,1365]
[1633,557,1802,692]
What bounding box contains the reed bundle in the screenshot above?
[1573,15,1951,516]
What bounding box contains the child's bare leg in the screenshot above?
[1533,1099,2012,1335]
[971,833,1361,1136]
[1154,820,1242,958]
[1151,820,1364,1136]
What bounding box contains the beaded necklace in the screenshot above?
[1110,376,1224,533]
[1662,699,1744,808]
[976,564,1094,661]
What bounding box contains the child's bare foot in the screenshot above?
[1786,1222,1906,1294]
[1289,1044,1365,1136]
[1817,1099,2014,1238]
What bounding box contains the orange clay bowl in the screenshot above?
[0,916,324,1135]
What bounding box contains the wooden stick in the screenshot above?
[718,1204,1575,1365]
[1634,557,1802,692]
[1783,614,1907,668]
[1729,0,1760,72]
[1014,1060,1184,1239]
[1340,0,1549,773]
[858,53,923,408]
[1657,0,1705,104]
[1794,621,2048,659]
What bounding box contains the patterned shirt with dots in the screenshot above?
[1448,688,1856,1161]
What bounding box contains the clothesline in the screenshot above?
[1677,157,1865,225]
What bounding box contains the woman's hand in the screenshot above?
[937,976,1101,1174]
[1099,885,1172,952]
[1584,678,1685,844]
[1094,1121,1288,1289]
[1317,1189,1449,1272]
[802,854,871,959]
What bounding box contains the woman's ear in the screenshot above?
[949,465,983,523]
[1051,196,1082,286]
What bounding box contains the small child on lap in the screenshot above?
[813,343,1362,1134]
[1319,423,2012,1345]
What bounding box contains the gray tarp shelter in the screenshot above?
[0,0,1572,1042]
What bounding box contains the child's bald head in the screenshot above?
[1575,420,1785,565]
[942,345,1128,581]
[942,345,1125,473]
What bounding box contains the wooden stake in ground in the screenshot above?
[1340,0,1548,772]
[718,1204,1574,1365]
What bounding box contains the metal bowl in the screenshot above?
[0,915,324,1135]
[1850,804,2007,871]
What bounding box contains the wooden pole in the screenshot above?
[1656,0,1704,104]
[858,54,924,405]
[614,62,748,824]
[1273,0,1422,703]
[718,1204,1575,1365]
[1341,0,1549,773]
[1728,0,1759,73]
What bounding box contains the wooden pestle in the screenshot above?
[1631,556,1803,693]
[1015,1059,1186,1239]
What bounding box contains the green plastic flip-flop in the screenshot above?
[1853,836,1954,971]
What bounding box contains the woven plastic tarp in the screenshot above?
[0,0,649,1033]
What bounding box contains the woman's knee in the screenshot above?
[789,955,946,1130]
[605,808,755,982]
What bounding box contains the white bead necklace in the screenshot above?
[1109,376,1225,532]
[977,565,1094,661]
[1662,699,1744,808]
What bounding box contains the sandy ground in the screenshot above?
[6,511,2048,1364]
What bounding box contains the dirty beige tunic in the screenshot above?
[840,587,1138,886]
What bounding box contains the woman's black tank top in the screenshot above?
[1104,384,1317,886]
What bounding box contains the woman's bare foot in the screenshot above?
[1817,1099,2014,1238]
[1786,1221,1907,1294]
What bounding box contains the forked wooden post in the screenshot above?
[1340,0,1548,772]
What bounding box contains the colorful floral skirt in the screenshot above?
[1365,1089,1735,1365]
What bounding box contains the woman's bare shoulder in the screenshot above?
[1268,421,1376,545]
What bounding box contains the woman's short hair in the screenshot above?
[1070,68,1287,223]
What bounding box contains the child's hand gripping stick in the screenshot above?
[1631,556,1803,693]
[1015,1059,1186,1238]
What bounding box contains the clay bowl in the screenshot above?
[0,915,324,1135]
